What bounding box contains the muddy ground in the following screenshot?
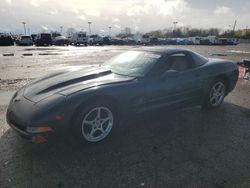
[0,45,250,188]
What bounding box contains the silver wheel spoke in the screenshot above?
[88,128,95,137]
[99,126,105,134]
[102,117,112,124]
[211,95,216,101]
[218,84,223,92]
[212,87,217,93]
[96,108,101,119]
[83,120,94,126]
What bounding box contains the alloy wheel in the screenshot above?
[81,106,114,142]
[209,82,225,107]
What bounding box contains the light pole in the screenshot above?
[88,22,92,35]
[22,22,26,35]
[173,21,178,37]
[60,26,63,34]
[108,26,112,36]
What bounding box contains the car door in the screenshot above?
[137,52,202,112]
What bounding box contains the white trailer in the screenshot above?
[188,36,201,45]
[69,31,87,46]
[206,36,221,45]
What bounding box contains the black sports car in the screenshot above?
[6,48,239,144]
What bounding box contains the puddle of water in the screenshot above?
[0,91,15,106]
[227,50,250,54]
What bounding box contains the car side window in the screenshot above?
[148,52,195,76]
[168,53,194,72]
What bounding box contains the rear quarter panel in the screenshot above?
[199,58,238,94]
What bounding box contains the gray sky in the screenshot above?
[0,0,249,35]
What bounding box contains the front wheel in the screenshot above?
[73,101,116,143]
[202,79,226,109]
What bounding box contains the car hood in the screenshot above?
[23,66,135,103]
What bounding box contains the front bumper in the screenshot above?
[6,111,53,143]
[6,92,54,143]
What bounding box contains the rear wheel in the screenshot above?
[202,79,226,109]
[73,101,116,143]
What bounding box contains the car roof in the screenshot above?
[134,48,191,55]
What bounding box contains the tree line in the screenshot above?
[117,27,250,39]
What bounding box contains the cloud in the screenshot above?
[126,0,188,17]
[114,24,121,29]
[72,8,79,15]
[50,9,58,15]
[0,0,250,34]
[30,0,39,7]
[5,0,12,4]
[214,6,232,16]
[85,9,101,17]
[112,18,119,22]
[41,25,48,30]
[127,5,149,16]
[77,15,86,20]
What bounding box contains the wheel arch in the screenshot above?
[215,74,230,93]
[70,94,121,127]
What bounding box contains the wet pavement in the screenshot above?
[0,91,14,106]
[0,45,250,188]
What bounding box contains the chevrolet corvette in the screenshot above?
[6,48,239,144]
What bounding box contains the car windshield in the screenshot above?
[102,51,161,77]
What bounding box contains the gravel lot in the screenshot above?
[0,45,250,188]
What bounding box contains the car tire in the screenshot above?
[73,100,117,144]
[202,78,226,110]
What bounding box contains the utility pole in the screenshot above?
[108,26,112,36]
[232,20,237,33]
[173,21,178,37]
[88,22,92,35]
[60,26,63,34]
[22,22,26,35]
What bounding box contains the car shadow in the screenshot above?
[0,102,250,188]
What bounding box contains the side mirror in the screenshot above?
[161,70,179,79]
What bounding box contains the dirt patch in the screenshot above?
[0,78,33,91]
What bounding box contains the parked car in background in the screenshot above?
[31,34,37,42]
[188,37,201,45]
[199,38,211,45]
[102,36,111,45]
[88,34,103,45]
[220,38,239,45]
[16,35,33,46]
[110,38,125,45]
[0,33,14,46]
[69,31,87,46]
[141,34,150,45]
[123,37,137,45]
[206,36,221,45]
[35,33,52,46]
[53,36,70,46]
[51,32,61,39]
[149,37,159,45]
[165,38,177,45]
[177,38,193,45]
[6,48,238,144]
